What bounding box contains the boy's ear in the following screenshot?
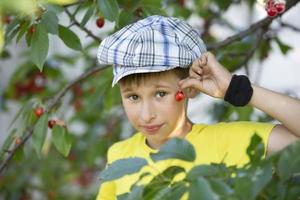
[185,87,198,99]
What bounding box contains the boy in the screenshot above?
[96,15,300,199]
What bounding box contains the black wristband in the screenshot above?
[224,75,253,107]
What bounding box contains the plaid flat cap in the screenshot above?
[97,15,207,86]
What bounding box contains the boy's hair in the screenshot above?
[119,67,190,86]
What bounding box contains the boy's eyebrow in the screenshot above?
[153,83,172,88]
[120,83,172,93]
[121,87,134,93]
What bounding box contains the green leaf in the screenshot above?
[150,138,196,162]
[275,37,292,55]
[186,165,218,181]
[8,100,35,129]
[257,40,271,61]
[212,0,231,10]
[30,23,49,71]
[5,26,19,45]
[117,0,141,10]
[5,17,20,36]
[0,129,17,161]
[41,11,59,34]
[277,140,300,182]
[286,185,300,200]
[151,186,172,200]
[141,0,161,7]
[233,176,255,200]
[143,166,185,198]
[52,125,72,157]
[209,179,233,196]
[100,157,148,182]
[156,166,185,181]
[188,177,219,200]
[25,30,32,47]
[125,185,144,200]
[80,6,95,27]
[235,105,253,121]
[58,25,82,51]
[252,162,273,196]
[142,5,166,17]
[97,0,119,22]
[118,10,134,29]
[246,133,265,164]
[43,4,65,14]
[32,113,49,158]
[233,162,272,200]
[16,21,30,43]
[13,145,24,162]
[164,182,187,200]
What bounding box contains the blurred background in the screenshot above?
[0,0,299,199]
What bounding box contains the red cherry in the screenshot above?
[48,120,56,129]
[29,25,36,34]
[15,137,22,145]
[34,107,44,117]
[175,91,185,101]
[275,3,285,13]
[96,17,105,28]
[2,16,12,24]
[72,84,83,97]
[47,191,56,200]
[177,0,185,7]
[267,6,278,17]
[73,99,82,112]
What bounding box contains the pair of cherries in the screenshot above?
[265,0,286,17]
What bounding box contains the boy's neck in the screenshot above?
[146,119,193,150]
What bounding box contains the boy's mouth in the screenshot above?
[141,124,163,134]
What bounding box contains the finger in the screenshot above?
[198,55,207,67]
[179,77,204,92]
[190,69,202,80]
[191,61,203,75]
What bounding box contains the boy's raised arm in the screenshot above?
[179,52,300,154]
[249,84,299,154]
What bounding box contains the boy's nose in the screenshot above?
[140,102,156,123]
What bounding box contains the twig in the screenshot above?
[235,28,265,70]
[64,8,101,42]
[280,21,300,32]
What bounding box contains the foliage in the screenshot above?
[0,0,299,199]
[100,135,300,200]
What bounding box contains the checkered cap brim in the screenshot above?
[97,15,207,86]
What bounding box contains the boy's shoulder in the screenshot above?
[107,132,144,162]
[189,121,274,139]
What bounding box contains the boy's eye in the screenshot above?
[156,91,167,98]
[128,95,139,101]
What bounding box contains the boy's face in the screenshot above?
[119,71,190,148]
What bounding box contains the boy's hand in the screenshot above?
[179,52,232,99]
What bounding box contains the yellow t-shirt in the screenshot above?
[96,121,275,200]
